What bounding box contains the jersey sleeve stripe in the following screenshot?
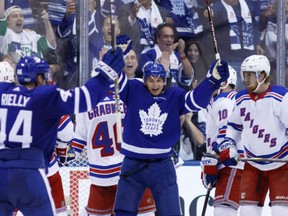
[81,86,92,111]
[74,87,80,113]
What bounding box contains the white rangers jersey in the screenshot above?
[71,92,125,186]
[206,90,244,170]
[226,86,288,171]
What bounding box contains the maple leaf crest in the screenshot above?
[139,103,168,137]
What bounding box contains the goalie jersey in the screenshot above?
[71,91,125,186]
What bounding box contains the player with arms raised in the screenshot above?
[95,49,230,215]
[0,48,124,215]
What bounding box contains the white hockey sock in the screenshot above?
[271,205,288,216]
[240,205,262,216]
[214,205,238,216]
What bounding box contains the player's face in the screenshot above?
[156,27,174,52]
[124,50,138,78]
[242,71,258,92]
[145,76,165,96]
[8,11,24,33]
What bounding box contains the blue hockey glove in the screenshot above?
[213,138,238,167]
[95,47,125,83]
[200,152,218,189]
[55,140,75,164]
[207,59,229,88]
[116,34,132,56]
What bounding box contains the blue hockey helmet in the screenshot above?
[143,63,167,83]
[16,56,50,84]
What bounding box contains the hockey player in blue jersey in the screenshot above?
[0,48,124,216]
[100,55,229,215]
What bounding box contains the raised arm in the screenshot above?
[41,10,57,49]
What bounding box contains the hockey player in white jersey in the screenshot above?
[96,51,229,215]
[201,65,245,216]
[212,55,288,216]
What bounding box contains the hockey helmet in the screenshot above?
[16,56,50,84]
[143,63,167,83]
[0,61,15,83]
[240,55,270,80]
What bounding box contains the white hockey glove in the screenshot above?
[213,138,238,167]
[206,59,229,88]
[200,152,218,189]
[55,139,75,165]
[94,47,125,83]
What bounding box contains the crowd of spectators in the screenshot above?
[1,0,286,161]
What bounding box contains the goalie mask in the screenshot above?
[240,55,270,92]
[143,63,167,84]
[0,61,15,83]
[16,56,50,84]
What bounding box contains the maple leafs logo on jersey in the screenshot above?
[139,103,168,137]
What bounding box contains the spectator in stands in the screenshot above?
[205,0,265,90]
[184,39,209,89]
[0,2,57,58]
[90,16,120,71]
[139,22,194,88]
[118,0,171,57]
[155,0,207,42]
[179,112,206,161]
[262,0,288,86]
[123,49,139,79]
[57,0,103,89]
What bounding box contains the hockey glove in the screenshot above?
[207,59,229,88]
[55,139,75,164]
[95,47,125,83]
[116,34,132,56]
[213,138,238,167]
[201,152,218,189]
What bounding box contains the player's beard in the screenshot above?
[245,82,257,92]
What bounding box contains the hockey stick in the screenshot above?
[109,0,123,143]
[204,0,220,61]
[201,184,212,216]
[238,157,288,163]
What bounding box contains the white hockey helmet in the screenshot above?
[0,61,15,83]
[220,65,237,89]
[240,55,270,92]
[240,55,270,80]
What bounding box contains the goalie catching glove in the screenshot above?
[213,138,238,167]
[200,152,218,189]
[206,59,229,88]
[94,47,125,83]
[55,139,75,165]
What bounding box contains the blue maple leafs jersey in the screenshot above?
[0,76,109,170]
[118,74,218,159]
